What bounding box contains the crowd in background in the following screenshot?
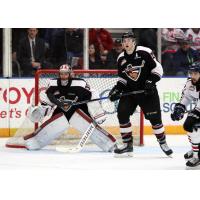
[0,28,200,77]
[162,28,200,76]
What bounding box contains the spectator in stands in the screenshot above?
[161,28,186,76]
[108,39,123,66]
[89,28,113,54]
[12,29,27,76]
[45,28,83,69]
[172,37,199,76]
[137,28,157,55]
[65,28,83,65]
[17,28,52,76]
[45,28,66,67]
[162,28,185,52]
[185,28,200,52]
[89,44,101,69]
[98,50,115,69]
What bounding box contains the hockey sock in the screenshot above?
[191,143,200,158]
[155,132,166,144]
[120,122,133,143]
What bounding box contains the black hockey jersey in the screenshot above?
[46,77,92,110]
[116,46,163,92]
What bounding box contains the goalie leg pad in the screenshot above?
[70,109,116,152]
[91,125,116,152]
[24,113,69,150]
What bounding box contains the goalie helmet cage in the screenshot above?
[35,69,144,146]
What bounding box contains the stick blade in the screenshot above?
[56,146,80,153]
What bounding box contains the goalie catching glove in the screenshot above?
[27,104,53,123]
[88,90,106,124]
[171,103,186,121]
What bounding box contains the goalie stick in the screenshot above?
[56,122,96,153]
[56,90,144,153]
[64,90,145,106]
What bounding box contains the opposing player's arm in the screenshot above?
[179,80,196,107]
[171,80,195,121]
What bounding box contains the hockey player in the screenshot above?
[171,61,200,169]
[6,64,116,152]
[109,32,173,157]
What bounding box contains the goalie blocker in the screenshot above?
[6,108,116,152]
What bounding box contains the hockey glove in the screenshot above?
[109,86,122,102]
[144,80,156,95]
[171,103,186,121]
[188,109,200,120]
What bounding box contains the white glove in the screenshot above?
[27,104,53,123]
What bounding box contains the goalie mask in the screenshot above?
[59,64,72,86]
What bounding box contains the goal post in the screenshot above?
[35,69,144,146]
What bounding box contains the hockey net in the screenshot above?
[7,69,144,147]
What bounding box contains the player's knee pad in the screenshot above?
[117,112,130,125]
[145,110,161,121]
[25,113,69,150]
[70,109,116,152]
[148,118,164,134]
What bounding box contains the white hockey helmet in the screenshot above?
[59,64,72,74]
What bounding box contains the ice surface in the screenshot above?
[0,135,191,170]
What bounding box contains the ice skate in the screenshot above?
[114,142,133,157]
[158,140,173,157]
[186,156,200,169]
[184,150,193,160]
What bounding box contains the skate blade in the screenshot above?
[186,165,200,170]
[184,158,192,161]
[114,152,133,158]
[167,154,173,158]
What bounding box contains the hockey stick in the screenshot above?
[55,122,96,153]
[63,90,145,106]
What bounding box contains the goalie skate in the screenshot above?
[114,142,133,157]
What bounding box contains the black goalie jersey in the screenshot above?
[45,77,92,119]
[116,46,163,92]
